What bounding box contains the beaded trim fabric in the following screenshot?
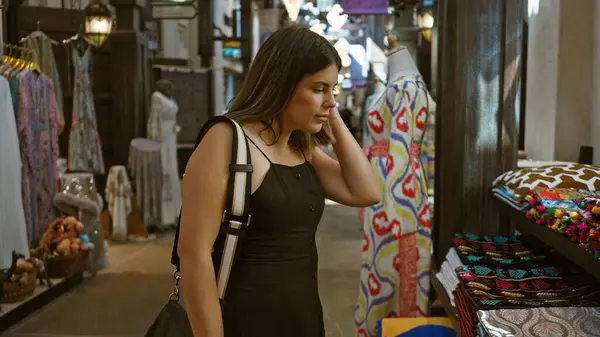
[477,307,600,337]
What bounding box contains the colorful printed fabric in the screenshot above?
[524,188,600,258]
[356,75,433,337]
[378,317,456,337]
[477,307,600,337]
[420,106,435,195]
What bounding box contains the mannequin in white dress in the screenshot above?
[0,77,30,269]
[147,80,182,228]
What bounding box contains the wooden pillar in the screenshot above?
[433,0,524,266]
[0,0,5,56]
[109,0,151,165]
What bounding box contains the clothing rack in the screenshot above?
[2,43,41,73]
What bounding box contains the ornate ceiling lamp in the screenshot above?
[84,0,115,46]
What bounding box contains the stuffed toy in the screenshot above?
[32,217,93,258]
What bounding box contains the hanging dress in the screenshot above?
[147,91,182,227]
[68,46,105,174]
[17,70,60,244]
[355,74,433,337]
[105,165,133,241]
[23,31,65,130]
[0,76,30,268]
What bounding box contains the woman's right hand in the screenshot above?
[178,122,233,337]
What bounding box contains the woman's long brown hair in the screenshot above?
[225,26,342,151]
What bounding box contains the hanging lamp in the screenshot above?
[417,10,434,43]
[84,0,114,46]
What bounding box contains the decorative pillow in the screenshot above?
[492,163,600,198]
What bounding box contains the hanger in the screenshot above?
[20,21,60,46]
[62,24,96,52]
[2,44,11,64]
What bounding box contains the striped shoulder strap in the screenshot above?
[171,115,252,299]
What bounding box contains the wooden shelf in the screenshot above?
[431,273,459,331]
[494,196,600,282]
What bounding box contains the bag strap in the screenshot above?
[170,115,252,299]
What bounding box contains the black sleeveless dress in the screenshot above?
[223,138,326,337]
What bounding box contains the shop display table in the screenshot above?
[128,138,163,227]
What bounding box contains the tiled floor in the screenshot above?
[3,203,363,337]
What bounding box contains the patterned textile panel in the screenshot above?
[492,163,600,199]
[451,234,546,266]
[454,285,479,337]
[456,268,600,303]
[477,307,600,337]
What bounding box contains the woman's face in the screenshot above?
[281,64,339,134]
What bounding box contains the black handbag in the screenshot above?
[145,116,253,337]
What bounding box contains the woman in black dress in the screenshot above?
[177,26,380,337]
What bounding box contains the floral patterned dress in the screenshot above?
[17,70,60,243]
[68,46,105,174]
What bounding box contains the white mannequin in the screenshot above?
[387,47,437,112]
[387,47,420,80]
[357,44,438,331]
[373,80,386,97]
[148,80,182,228]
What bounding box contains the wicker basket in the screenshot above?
[1,269,38,303]
[47,251,89,279]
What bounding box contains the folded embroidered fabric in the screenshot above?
[492,186,527,210]
[446,248,463,270]
[452,233,546,266]
[435,261,461,306]
[477,307,600,337]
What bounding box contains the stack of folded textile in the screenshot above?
[435,248,463,306]
[447,233,600,337]
[491,186,527,210]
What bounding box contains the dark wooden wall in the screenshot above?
[433,0,524,266]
